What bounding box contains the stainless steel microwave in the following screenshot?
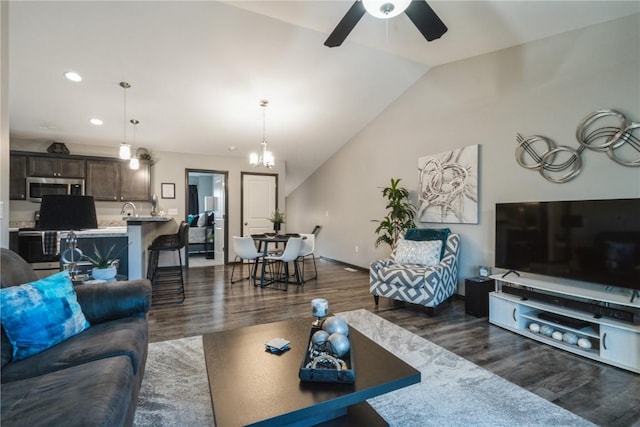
[26,177,85,203]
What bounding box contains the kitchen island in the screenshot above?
[58,217,178,280]
[124,216,178,280]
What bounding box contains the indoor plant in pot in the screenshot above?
[373,178,416,249]
[269,209,285,233]
[83,243,123,280]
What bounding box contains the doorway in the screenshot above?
[185,169,228,267]
[241,173,278,236]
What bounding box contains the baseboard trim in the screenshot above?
[318,256,368,273]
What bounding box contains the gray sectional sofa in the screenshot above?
[0,248,152,427]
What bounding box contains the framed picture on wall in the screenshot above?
[417,144,479,224]
[161,183,175,199]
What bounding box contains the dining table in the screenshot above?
[251,233,300,288]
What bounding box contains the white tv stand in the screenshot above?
[488,273,640,374]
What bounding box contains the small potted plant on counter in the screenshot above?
[83,243,124,281]
[269,209,285,233]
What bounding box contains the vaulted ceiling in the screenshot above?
[8,1,639,193]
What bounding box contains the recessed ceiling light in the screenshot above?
[228,146,237,151]
[90,118,103,126]
[64,71,82,82]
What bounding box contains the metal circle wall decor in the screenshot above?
[516,109,639,183]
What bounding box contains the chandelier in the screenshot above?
[249,100,275,168]
[118,82,132,160]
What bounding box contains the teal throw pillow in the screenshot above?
[404,228,451,258]
[0,271,89,361]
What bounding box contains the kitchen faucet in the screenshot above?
[121,202,138,217]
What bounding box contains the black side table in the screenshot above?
[465,277,495,317]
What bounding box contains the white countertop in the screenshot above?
[60,227,128,238]
[123,216,172,222]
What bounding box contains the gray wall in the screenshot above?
[286,14,640,293]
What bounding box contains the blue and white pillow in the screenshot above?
[0,271,89,361]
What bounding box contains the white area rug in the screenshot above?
[134,309,593,426]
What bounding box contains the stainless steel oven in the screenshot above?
[17,230,61,278]
[26,177,84,203]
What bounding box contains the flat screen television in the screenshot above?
[495,198,640,290]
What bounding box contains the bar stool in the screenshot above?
[147,221,189,304]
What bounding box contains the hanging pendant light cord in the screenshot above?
[123,85,127,143]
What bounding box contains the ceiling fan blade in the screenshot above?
[404,0,448,41]
[324,1,366,48]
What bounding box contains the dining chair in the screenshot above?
[264,237,303,291]
[297,233,317,283]
[231,236,262,285]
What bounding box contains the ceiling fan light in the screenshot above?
[119,142,131,160]
[362,0,410,19]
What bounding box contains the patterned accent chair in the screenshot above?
[369,233,460,316]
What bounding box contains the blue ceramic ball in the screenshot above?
[563,332,579,345]
[328,333,350,357]
[540,325,554,337]
[311,330,330,350]
[322,316,349,336]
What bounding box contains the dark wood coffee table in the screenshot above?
[202,317,420,427]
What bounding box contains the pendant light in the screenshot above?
[249,100,275,168]
[118,82,132,160]
[129,119,140,170]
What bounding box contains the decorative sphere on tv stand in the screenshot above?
[577,338,592,349]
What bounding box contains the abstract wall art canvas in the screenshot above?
[418,144,479,224]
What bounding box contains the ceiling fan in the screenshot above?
[324,0,447,48]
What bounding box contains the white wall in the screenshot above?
[0,1,9,248]
[286,14,640,293]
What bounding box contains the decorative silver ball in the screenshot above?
[328,333,350,357]
[552,331,563,341]
[540,325,554,337]
[322,316,349,336]
[563,332,579,345]
[528,323,540,333]
[577,338,592,349]
[311,330,330,350]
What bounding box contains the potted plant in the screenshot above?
[373,178,416,249]
[269,209,285,233]
[83,243,124,281]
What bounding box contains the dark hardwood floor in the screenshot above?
[149,258,640,427]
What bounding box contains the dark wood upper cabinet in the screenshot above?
[11,152,150,203]
[120,161,150,201]
[9,155,27,200]
[87,159,150,202]
[86,160,121,201]
[28,156,86,178]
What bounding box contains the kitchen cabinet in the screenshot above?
[28,156,86,178]
[10,154,27,200]
[120,161,150,201]
[86,160,121,201]
[87,159,150,202]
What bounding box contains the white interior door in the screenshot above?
[242,173,277,236]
